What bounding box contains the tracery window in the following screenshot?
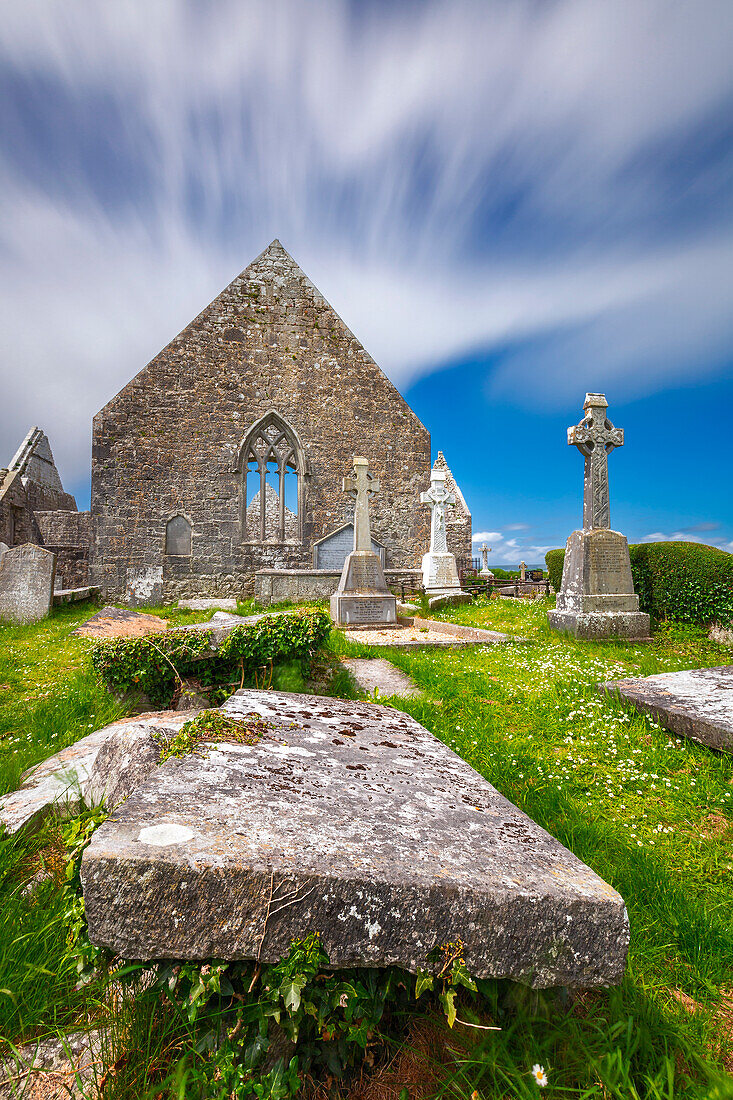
[242,415,300,543]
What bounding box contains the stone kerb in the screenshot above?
[0,543,56,624]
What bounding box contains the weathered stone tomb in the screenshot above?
[80,689,629,987]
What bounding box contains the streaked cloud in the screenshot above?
[1,0,731,489]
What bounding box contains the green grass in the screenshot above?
[2,596,733,1096]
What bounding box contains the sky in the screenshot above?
[1,0,732,565]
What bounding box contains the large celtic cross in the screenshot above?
[568,393,624,530]
[343,456,380,551]
[420,470,455,554]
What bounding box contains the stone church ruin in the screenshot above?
[2,241,470,605]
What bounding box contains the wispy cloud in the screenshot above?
[1,0,731,486]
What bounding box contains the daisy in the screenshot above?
[532,1064,548,1088]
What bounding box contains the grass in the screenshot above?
[2,595,733,1096]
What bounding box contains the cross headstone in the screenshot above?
[330,457,396,628]
[343,457,380,552]
[480,543,491,574]
[520,561,527,581]
[568,393,624,530]
[420,471,454,555]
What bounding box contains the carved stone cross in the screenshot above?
[420,470,455,554]
[343,456,379,551]
[481,543,491,571]
[567,393,624,530]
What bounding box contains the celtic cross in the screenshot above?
[568,393,624,530]
[420,470,455,554]
[481,542,491,571]
[343,456,379,552]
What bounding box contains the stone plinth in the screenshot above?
[548,529,650,640]
[601,666,733,751]
[330,551,397,627]
[422,550,461,592]
[0,543,56,624]
[81,690,629,987]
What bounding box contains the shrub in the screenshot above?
[629,542,733,626]
[545,549,565,591]
[91,609,331,707]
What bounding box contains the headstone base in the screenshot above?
[549,528,650,639]
[547,609,651,640]
[422,551,461,591]
[330,592,398,628]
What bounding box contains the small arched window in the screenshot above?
[241,414,301,543]
[165,515,192,556]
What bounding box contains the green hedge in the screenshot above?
[545,541,733,626]
[545,549,566,592]
[91,609,332,707]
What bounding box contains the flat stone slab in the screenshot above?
[73,606,167,639]
[0,712,191,834]
[53,586,101,605]
[341,658,422,698]
[602,665,733,751]
[179,598,239,610]
[81,690,628,987]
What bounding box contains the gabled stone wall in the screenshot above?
[91,240,432,600]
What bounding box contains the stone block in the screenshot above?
[0,712,192,835]
[0,543,56,624]
[81,690,629,987]
[179,598,239,610]
[601,665,733,751]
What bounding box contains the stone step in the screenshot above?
[81,690,628,987]
[341,657,422,698]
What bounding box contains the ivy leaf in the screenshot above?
[281,976,306,1013]
[451,959,477,993]
[415,969,434,998]
[440,988,457,1028]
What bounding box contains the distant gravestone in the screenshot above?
[330,457,397,628]
[0,543,56,624]
[420,470,461,591]
[125,566,164,608]
[548,394,650,640]
[479,542,493,577]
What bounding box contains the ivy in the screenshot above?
[90,610,331,708]
[153,709,274,763]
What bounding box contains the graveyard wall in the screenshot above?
[91,240,432,600]
[35,510,91,589]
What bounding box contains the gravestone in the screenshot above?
[420,470,462,591]
[125,565,164,608]
[548,394,650,640]
[601,666,733,752]
[0,543,56,624]
[330,458,397,627]
[313,524,386,570]
[80,689,629,986]
[479,542,493,577]
[520,561,527,582]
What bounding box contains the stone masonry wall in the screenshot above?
[91,240,432,599]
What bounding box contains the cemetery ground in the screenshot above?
[1,599,733,1097]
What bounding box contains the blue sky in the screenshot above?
[1,0,731,565]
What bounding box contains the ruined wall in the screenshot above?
[92,240,431,599]
[35,510,91,588]
[0,428,80,555]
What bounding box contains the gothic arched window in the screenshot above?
[240,414,301,543]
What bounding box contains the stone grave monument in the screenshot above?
[420,469,462,592]
[520,561,527,581]
[548,393,650,640]
[330,457,397,628]
[480,542,493,577]
[0,543,56,624]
